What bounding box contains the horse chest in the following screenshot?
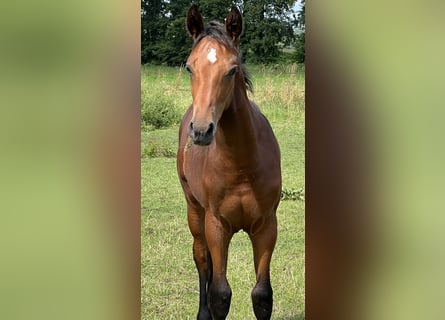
[187,158,275,218]
[212,178,280,234]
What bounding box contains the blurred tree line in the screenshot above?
[141,0,305,65]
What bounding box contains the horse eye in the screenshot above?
[185,64,193,74]
[226,66,238,78]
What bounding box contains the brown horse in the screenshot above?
[177,5,281,320]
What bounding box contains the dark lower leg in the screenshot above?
[205,212,233,319]
[208,277,232,320]
[197,271,211,320]
[251,277,273,320]
[249,215,277,320]
[194,244,212,320]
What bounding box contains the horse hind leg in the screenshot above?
[249,215,277,320]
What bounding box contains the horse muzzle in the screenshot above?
[188,121,215,146]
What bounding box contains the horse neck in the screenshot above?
[216,79,257,163]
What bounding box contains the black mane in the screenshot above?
[193,21,253,93]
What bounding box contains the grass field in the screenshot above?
[141,64,305,319]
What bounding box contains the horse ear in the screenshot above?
[225,5,243,44]
[186,4,204,40]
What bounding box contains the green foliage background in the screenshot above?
[141,0,305,65]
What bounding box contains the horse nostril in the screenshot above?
[207,122,214,135]
[189,121,194,132]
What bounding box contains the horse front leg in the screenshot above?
[205,211,233,320]
[187,204,212,320]
[249,214,277,320]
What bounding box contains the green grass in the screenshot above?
[141,64,305,319]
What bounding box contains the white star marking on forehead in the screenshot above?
[207,48,217,64]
